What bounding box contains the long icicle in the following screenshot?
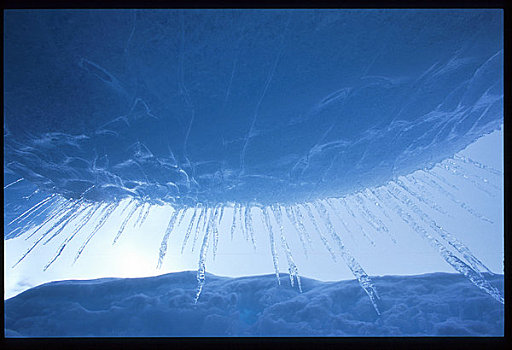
[375,187,503,304]
[8,194,56,226]
[261,206,281,285]
[230,203,238,241]
[191,205,206,250]
[272,204,302,292]
[244,205,257,249]
[74,202,118,264]
[313,200,381,315]
[12,200,80,268]
[20,199,76,246]
[43,201,91,245]
[132,201,146,227]
[177,207,188,227]
[436,160,497,197]
[398,176,451,217]
[453,154,502,176]
[284,205,309,259]
[428,168,460,192]
[354,193,396,244]
[44,203,102,271]
[239,203,247,241]
[213,204,222,259]
[218,205,225,225]
[325,198,356,243]
[181,206,199,253]
[195,206,218,303]
[193,206,210,253]
[138,203,152,227]
[7,197,58,240]
[301,203,338,262]
[362,189,393,222]
[388,181,494,275]
[415,171,493,224]
[156,208,181,269]
[24,197,70,241]
[113,201,140,245]
[291,204,313,246]
[337,197,376,246]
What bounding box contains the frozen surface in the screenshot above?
[4,271,504,337]
[4,9,503,206]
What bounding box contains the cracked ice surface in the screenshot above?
[3,9,503,206]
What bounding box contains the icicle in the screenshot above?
[453,154,502,176]
[24,199,75,241]
[244,205,257,249]
[284,205,309,258]
[291,205,313,246]
[415,172,493,224]
[313,200,381,315]
[119,198,135,216]
[218,205,225,225]
[192,206,206,251]
[7,197,59,240]
[138,203,152,227]
[354,194,396,243]
[13,200,81,268]
[176,207,188,227]
[156,208,181,269]
[193,206,210,253]
[261,206,281,285]
[398,176,450,216]
[239,203,247,241]
[272,204,302,292]
[362,189,393,222]
[388,182,494,275]
[44,203,102,271]
[324,198,356,242]
[427,169,460,192]
[212,205,222,260]
[301,203,338,262]
[112,201,139,245]
[195,206,218,303]
[337,198,375,246]
[132,201,146,227]
[375,187,503,304]
[8,194,56,226]
[4,177,24,189]
[436,161,497,197]
[448,159,500,193]
[230,203,237,241]
[74,202,118,263]
[43,201,90,245]
[181,206,199,253]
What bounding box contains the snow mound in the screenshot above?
[4,271,503,337]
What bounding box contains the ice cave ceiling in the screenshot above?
[3,9,503,205]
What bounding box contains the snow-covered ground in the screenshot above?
[4,271,504,337]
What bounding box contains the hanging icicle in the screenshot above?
[261,206,281,285]
[313,200,381,315]
[156,208,181,269]
[374,187,503,305]
[271,204,302,292]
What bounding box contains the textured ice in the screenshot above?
[3,9,503,206]
[4,271,504,337]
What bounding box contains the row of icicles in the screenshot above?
[5,153,504,315]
